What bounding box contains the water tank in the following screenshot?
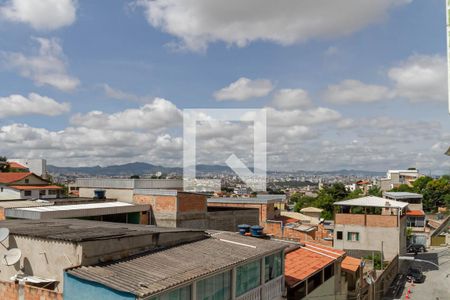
[238,224,251,235]
[250,225,264,237]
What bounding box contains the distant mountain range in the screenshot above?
[48,162,385,177]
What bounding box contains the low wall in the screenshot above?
[207,208,259,232]
[0,281,63,300]
[370,255,399,300]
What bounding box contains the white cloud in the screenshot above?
[2,37,80,91]
[267,107,342,127]
[214,77,273,101]
[0,0,77,30]
[102,84,153,103]
[324,79,392,104]
[388,54,447,102]
[0,93,70,118]
[135,0,410,51]
[272,89,312,109]
[70,98,181,130]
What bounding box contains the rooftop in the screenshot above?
[334,196,409,209]
[0,200,53,209]
[5,201,150,220]
[208,195,285,204]
[383,192,423,199]
[285,242,344,287]
[341,256,362,273]
[0,219,202,242]
[67,231,287,298]
[300,207,323,213]
[406,210,425,216]
[0,172,32,184]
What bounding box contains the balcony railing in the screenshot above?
[236,276,284,300]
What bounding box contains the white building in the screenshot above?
[8,159,47,178]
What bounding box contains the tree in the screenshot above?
[422,177,450,211]
[345,188,363,200]
[368,186,382,197]
[412,176,433,194]
[390,184,413,192]
[130,175,140,179]
[0,156,9,173]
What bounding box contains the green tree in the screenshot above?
[0,156,9,173]
[412,176,433,194]
[422,177,450,211]
[345,188,363,200]
[368,185,382,197]
[390,184,413,192]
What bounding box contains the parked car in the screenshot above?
[406,268,425,283]
[407,243,426,254]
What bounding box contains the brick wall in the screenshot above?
[335,214,365,226]
[264,221,316,242]
[366,215,398,227]
[178,193,207,213]
[0,281,62,300]
[0,208,5,221]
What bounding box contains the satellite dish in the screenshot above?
[2,248,21,266]
[0,228,9,243]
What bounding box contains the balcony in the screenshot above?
[236,275,284,300]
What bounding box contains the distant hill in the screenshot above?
[48,162,385,177]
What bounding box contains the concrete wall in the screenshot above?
[0,236,81,293]
[207,202,276,225]
[304,276,337,300]
[333,224,402,260]
[11,174,49,185]
[80,188,134,202]
[0,187,20,200]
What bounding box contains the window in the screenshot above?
[24,191,31,197]
[265,252,282,282]
[24,179,29,184]
[151,286,191,300]
[39,190,46,196]
[347,232,359,241]
[324,264,334,281]
[197,271,231,300]
[336,231,343,240]
[307,271,322,294]
[236,260,261,296]
[0,188,3,192]
[48,190,58,195]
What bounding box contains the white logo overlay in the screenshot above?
[183,109,267,192]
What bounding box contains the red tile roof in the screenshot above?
[275,215,300,224]
[406,210,425,216]
[0,172,32,184]
[7,162,28,170]
[9,185,62,191]
[285,243,344,287]
[341,256,361,273]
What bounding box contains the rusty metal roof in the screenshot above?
[68,232,287,298]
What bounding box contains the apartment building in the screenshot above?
[333,196,408,260]
[379,169,422,192]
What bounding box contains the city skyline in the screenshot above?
[0,0,449,174]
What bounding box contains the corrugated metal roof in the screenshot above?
[5,201,150,220]
[68,232,287,298]
[334,196,409,209]
[0,219,203,242]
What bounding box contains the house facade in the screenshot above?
[333,196,408,260]
[0,172,63,200]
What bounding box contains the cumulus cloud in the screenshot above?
[135,0,410,51]
[0,93,70,118]
[324,79,392,104]
[70,98,181,130]
[271,89,312,109]
[388,54,447,102]
[214,77,273,101]
[2,37,80,91]
[0,0,77,30]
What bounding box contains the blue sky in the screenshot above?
[0,0,449,174]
